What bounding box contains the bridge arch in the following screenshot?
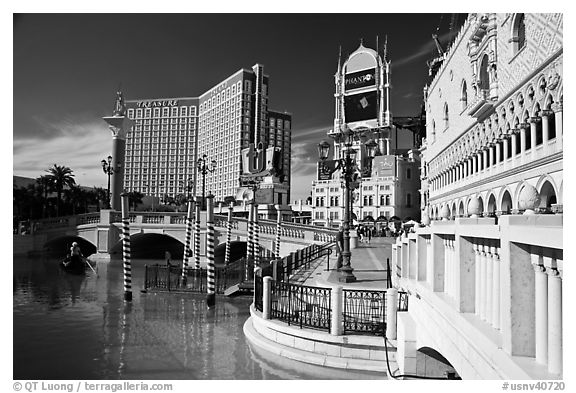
[110,233,186,259]
[44,235,97,257]
[415,346,459,379]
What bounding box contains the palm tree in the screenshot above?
[91,187,108,210]
[46,164,76,217]
[36,175,54,218]
[127,191,144,211]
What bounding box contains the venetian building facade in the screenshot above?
[423,13,562,220]
[391,13,562,379]
[312,43,421,229]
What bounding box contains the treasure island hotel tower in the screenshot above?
[124,64,291,204]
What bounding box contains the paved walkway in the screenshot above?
[300,236,395,289]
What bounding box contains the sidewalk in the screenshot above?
[302,236,395,289]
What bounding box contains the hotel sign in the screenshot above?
[345,68,376,90]
[136,100,179,108]
[372,155,396,177]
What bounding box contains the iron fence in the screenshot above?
[343,289,386,335]
[398,291,409,311]
[271,281,331,331]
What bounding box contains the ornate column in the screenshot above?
[529,117,540,151]
[492,246,500,330]
[488,144,494,168]
[540,110,552,144]
[482,148,488,171]
[485,244,493,325]
[551,102,563,150]
[495,140,501,163]
[511,131,518,157]
[532,248,547,365]
[444,239,451,297]
[503,136,509,160]
[102,91,134,211]
[472,154,478,174]
[544,256,562,375]
[520,123,528,153]
[474,243,481,317]
[479,244,487,320]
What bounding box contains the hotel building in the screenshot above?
[393,13,563,379]
[311,42,421,229]
[124,64,291,203]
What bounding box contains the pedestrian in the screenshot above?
[367,227,372,244]
[335,226,344,270]
[358,225,364,243]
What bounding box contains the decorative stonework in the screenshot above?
[441,204,450,220]
[518,184,541,214]
[468,197,482,217]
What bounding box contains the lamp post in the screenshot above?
[318,127,377,283]
[181,178,194,202]
[197,154,217,210]
[101,155,115,209]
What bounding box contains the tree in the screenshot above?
[36,175,54,218]
[91,187,108,210]
[46,164,76,216]
[127,191,144,211]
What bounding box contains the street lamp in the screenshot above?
[318,128,378,283]
[101,155,115,209]
[197,154,217,210]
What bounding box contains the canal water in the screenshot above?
[13,256,386,380]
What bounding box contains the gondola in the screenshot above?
[60,255,88,275]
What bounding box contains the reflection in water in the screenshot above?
[13,257,385,380]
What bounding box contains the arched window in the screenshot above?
[479,54,490,91]
[461,81,468,110]
[443,103,449,129]
[511,13,526,55]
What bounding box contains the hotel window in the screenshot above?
[145,108,151,118]
[153,108,160,117]
[461,81,468,110]
[511,13,526,55]
[137,109,143,118]
[406,193,412,208]
[127,109,134,118]
[171,107,178,116]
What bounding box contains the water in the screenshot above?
[13,256,385,380]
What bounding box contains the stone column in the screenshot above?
[495,141,501,163]
[444,239,451,297]
[482,149,488,171]
[485,244,493,325]
[544,257,562,375]
[488,144,494,168]
[479,244,487,320]
[540,110,552,144]
[492,247,501,330]
[511,131,518,157]
[262,276,272,320]
[551,102,563,150]
[530,117,539,150]
[472,154,477,174]
[330,285,343,336]
[503,136,509,160]
[103,114,134,211]
[474,243,481,317]
[387,288,398,340]
[520,124,528,153]
[532,249,547,365]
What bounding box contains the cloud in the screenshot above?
[13,115,112,188]
[291,124,330,143]
[393,30,457,68]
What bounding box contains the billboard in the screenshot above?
[254,188,274,204]
[372,155,396,177]
[344,91,378,123]
[317,160,338,181]
[345,68,376,90]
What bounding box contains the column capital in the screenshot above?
[519,122,530,130]
[551,102,563,113]
[539,109,554,117]
[529,117,541,124]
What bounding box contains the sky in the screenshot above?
[13,9,466,202]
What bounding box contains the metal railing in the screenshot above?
[270,281,331,331]
[343,289,386,335]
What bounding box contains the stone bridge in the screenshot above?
[26,210,336,261]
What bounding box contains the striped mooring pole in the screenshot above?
[182,199,194,283]
[120,193,132,301]
[224,202,233,265]
[194,196,201,270]
[275,204,282,258]
[246,201,254,281]
[253,202,260,270]
[206,192,216,307]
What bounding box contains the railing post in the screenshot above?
[386,288,398,340]
[253,267,261,307]
[263,276,272,320]
[330,285,343,336]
